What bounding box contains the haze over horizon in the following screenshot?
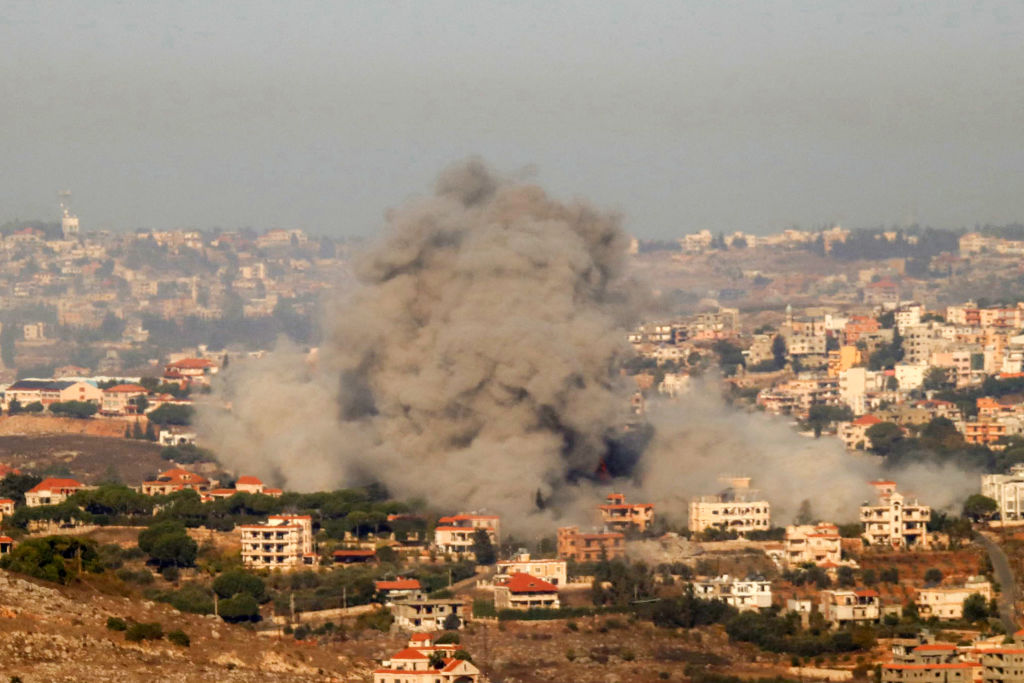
[3,1,1024,238]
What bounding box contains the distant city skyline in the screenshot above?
[3,2,1024,238]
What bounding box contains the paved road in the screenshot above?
[975,531,1018,633]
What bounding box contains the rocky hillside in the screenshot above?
[0,569,374,682]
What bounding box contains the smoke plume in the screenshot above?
[201,160,637,526]
[200,160,975,533]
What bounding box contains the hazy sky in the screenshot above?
[3,1,1024,238]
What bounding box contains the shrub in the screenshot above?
[213,569,266,601]
[219,594,260,623]
[125,622,163,642]
[160,565,180,582]
[167,629,190,647]
[106,616,128,631]
[435,631,460,645]
[138,520,197,568]
[116,568,155,585]
[0,536,103,584]
[356,607,394,632]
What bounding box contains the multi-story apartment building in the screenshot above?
[598,493,654,532]
[692,575,771,612]
[839,414,883,450]
[556,526,625,562]
[860,481,931,549]
[916,576,992,620]
[982,464,1024,521]
[882,642,978,682]
[783,522,842,568]
[689,477,771,537]
[819,589,880,627]
[239,514,315,570]
[433,514,500,556]
[100,383,149,415]
[390,597,468,632]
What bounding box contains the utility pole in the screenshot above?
[448,568,452,588]
[343,585,347,610]
[289,593,295,624]
[214,592,219,618]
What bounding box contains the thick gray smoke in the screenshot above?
[200,160,637,525]
[200,160,975,533]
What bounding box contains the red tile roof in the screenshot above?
[501,572,558,594]
[913,643,957,651]
[236,475,262,486]
[29,477,84,493]
[375,579,422,591]
[333,549,376,558]
[389,648,430,660]
[852,415,882,426]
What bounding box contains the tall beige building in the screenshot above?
[689,477,771,537]
[860,481,930,549]
[239,514,315,569]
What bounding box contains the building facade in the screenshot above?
[861,481,931,550]
[239,514,315,570]
[556,526,625,562]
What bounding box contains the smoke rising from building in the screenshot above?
[200,160,974,532]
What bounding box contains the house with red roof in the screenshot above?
[838,413,884,450]
[25,478,86,507]
[494,573,560,611]
[374,578,423,604]
[372,634,479,683]
[141,468,210,496]
[0,536,12,556]
[331,548,377,565]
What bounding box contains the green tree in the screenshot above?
[0,536,102,584]
[213,570,266,601]
[7,398,22,415]
[923,366,954,392]
[963,593,989,623]
[963,494,998,522]
[146,403,194,426]
[923,568,943,586]
[137,520,197,568]
[471,528,496,565]
[48,401,99,419]
[865,422,903,456]
[443,612,462,630]
[218,593,260,623]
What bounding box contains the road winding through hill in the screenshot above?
[975,531,1018,633]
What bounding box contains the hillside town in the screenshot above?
[7,219,1024,680]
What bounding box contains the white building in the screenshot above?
[692,575,772,612]
[495,551,567,587]
[916,576,992,620]
[894,363,928,391]
[819,589,880,627]
[860,481,931,550]
[24,477,86,507]
[391,597,469,632]
[433,514,500,556]
[982,464,1024,521]
[239,514,315,570]
[689,477,771,537]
